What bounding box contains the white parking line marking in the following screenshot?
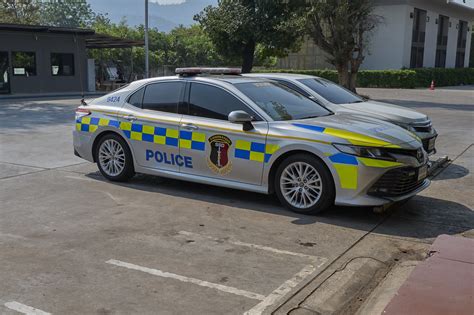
[178,231,327,267]
[106,259,266,301]
[244,264,317,315]
[4,301,51,315]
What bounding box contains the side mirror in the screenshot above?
[228,110,253,131]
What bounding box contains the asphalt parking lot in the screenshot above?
[0,87,473,315]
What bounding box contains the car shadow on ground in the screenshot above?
[85,171,473,242]
[431,163,469,181]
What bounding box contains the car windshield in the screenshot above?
[234,81,331,121]
[297,78,364,104]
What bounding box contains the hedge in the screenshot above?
[254,68,474,88]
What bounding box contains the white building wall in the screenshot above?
[465,22,473,67]
[423,10,438,67]
[446,17,459,67]
[362,0,474,69]
[361,4,411,70]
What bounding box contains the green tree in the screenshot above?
[0,0,41,24]
[40,0,95,28]
[305,0,381,92]
[195,0,305,73]
[168,24,224,67]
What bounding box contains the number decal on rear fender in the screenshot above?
[107,96,121,103]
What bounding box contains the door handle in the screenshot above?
[124,115,137,122]
[181,123,199,130]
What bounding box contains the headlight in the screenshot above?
[333,144,396,161]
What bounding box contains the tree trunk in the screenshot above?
[241,39,256,73]
[348,71,358,93]
[336,63,350,89]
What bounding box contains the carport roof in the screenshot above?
[0,23,144,48]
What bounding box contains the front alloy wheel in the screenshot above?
[275,154,334,214]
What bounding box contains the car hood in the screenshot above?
[335,100,428,124]
[277,113,421,149]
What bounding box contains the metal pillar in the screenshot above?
[144,0,149,78]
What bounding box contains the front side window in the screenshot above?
[188,83,257,120]
[51,53,75,76]
[12,51,36,76]
[234,81,331,121]
[142,82,184,113]
[297,78,363,105]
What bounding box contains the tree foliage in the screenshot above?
[89,16,229,81]
[0,0,41,24]
[195,0,305,73]
[40,0,96,28]
[305,0,381,91]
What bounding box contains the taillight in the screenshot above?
[75,108,91,120]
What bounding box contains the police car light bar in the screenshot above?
[175,67,242,76]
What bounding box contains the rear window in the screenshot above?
[234,81,331,121]
[142,82,184,113]
[298,78,363,104]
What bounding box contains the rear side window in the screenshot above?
[142,82,184,113]
[188,83,257,120]
[127,87,145,107]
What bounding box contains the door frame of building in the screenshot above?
[0,51,11,94]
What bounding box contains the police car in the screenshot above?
[244,73,438,154]
[74,68,429,214]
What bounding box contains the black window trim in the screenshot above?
[50,52,75,76]
[126,80,185,114]
[11,51,37,76]
[183,81,265,122]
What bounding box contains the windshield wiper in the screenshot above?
[349,100,364,104]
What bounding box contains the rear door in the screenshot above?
[119,81,185,172]
[178,82,269,185]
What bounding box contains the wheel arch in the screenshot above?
[267,149,335,194]
[91,130,131,163]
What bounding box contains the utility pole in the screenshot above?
[144,0,149,78]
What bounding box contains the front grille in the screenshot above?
[386,148,424,163]
[368,167,426,197]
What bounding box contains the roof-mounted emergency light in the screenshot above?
[175,67,242,76]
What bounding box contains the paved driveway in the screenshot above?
[0,88,472,315]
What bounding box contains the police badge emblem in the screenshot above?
[207,134,232,175]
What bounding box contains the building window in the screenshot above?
[51,53,75,76]
[410,8,427,68]
[12,51,36,76]
[435,15,449,68]
[455,20,468,68]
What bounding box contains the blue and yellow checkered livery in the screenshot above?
[234,140,279,163]
[76,117,205,151]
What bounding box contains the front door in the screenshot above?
[119,81,185,172]
[179,82,269,185]
[0,52,10,94]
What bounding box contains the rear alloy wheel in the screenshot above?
[275,154,334,214]
[96,134,135,182]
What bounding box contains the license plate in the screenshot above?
[418,165,428,181]
[428,137,436,151]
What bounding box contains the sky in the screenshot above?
[88,0,217,32]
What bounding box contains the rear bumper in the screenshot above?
[73,130,94,162]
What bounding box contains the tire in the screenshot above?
[274,153,334,215]
[95,133,135,182]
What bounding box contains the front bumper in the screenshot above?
[332,155,430,207]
